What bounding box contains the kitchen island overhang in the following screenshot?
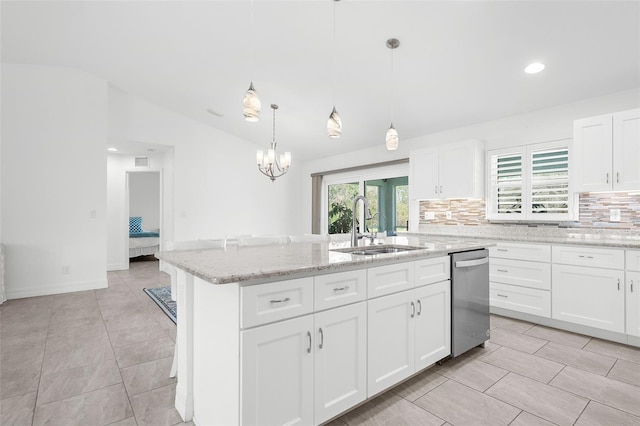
[156,235,493,425]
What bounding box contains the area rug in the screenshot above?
[143,286,177,324]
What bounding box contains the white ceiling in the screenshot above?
[2,1,639,160]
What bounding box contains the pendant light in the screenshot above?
[327,0,342,138]
[243,0,261,122]
[256,104,291,182]
[385,38,400,150]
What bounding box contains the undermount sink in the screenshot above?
[331,244,424,256]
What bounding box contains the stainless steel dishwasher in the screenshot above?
[451,249,490,357]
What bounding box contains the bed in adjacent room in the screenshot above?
[129,216,160,258]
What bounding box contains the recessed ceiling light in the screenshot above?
[107,147,118,152]
[524,62,545,74]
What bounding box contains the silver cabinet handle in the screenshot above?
[497,294,508,298]
[497,269,509,273]
[417,299,422,316]
[270,297,290,304]
[435,185,438,194]
[333,285,349,292]
[456,257,489,268]
[578,255,594,259]
[318,328,324,349]
[306,331,312,353]
[497,248,508,252]
[617,278,620,291]
[439,185,443,194]
[606,172,609,184]
[631,280,634,292]
[410,301,415,318]
[617,172,620,183]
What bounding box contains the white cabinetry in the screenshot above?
[367,257,450,397]
[489,243,551,317]
[573,108,640,192]
[409,139,484,201]
[552,246,625,333]
[626,250,640,338]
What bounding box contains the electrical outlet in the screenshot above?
[62,265,71,274]
[424,211,435,220]
[610,209,621,222]
[445,211,452,220]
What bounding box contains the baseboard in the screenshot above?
[6,279,108,299]
[107,262,128,271]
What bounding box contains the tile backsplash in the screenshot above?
[418,192,640,229]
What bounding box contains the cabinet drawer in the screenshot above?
[490,258,551,290]
[489,243,551,262]
[490,283,551,318]
[241,277,314,328]
[314,269,366,311]
[626,250,640,272]
[415,256,450,287]
[368,262,415,298]
[552,245,624,269]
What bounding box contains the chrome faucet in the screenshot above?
[351,195,373,247]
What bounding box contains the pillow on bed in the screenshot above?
[129,217,143,234]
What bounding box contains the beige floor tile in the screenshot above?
[37,358,122,406]
[583,338,640,364]
[608,358,640,386]
[461,341,501,359]
[0,391,37,426]
[0,329,47,355]
[433,356,508,391]
[338,391,445,426]
[550,366,640,416]
[104,312,159,332]
[0,345,45,375]
[535,341,616,376]
[113,336,175,368]
[108,323,171,348]
[130,384,183,426]
[0,364,41,400]
[107,416,139,426]
[482,346,564,383]
[48,305,102,326]
[121,356,176,396]
[33,383,132,426]
[0,316,49,339]
[524,325,592,349]
[486,372,588,426]
[392,368,448,402]
[45,318,109,353]
[510,411,556,426]
[414,379,520,426]
[575,401,640,426]
[51,290,98,310]
[488,328,548,354]
[42,338,115,374]
[490,315,535,333]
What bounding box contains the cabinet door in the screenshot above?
[314,303,367,424]
[367,290,415,397]
[414,281,451,370]
[410,147,439,200]
[552,264,624,333]
[627,271,640,337]
[573,114,613,192]
[613,108,640,190]
[439,140,482,199]
[241,315,314,426]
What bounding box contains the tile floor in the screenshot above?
[1,258,639,426]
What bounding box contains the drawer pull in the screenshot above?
[333,286,350,292]
[497,294,508,298]
[606,172,609,184]
[435,185,438,194]
[270,297,291,304]
[497,269,509,273]
[410,301,416,318]
[497,248,508,252]
[307,331,312,353]
[616,172,620,183]
[617,278,620,291]
[578,255,594,259]
[318,328,324,349]
[417,299,422,316]
[631,280,634,292]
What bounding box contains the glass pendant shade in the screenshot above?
[385,123,399,151]
[327,107,342,138]
[243,82,261,122]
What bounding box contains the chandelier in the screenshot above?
[256,104,291,182]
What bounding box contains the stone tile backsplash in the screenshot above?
[418,192,640,229]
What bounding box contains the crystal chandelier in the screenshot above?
[256,104,291,182]
[385,38,400,151]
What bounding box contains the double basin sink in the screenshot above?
[331,244,424,256]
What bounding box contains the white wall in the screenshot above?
[299,88,640,233]
[129,172,160,231]
[1,63,108,298]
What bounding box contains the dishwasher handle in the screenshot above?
[455,257,489,268]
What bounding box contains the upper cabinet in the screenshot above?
[409,139,484,201]
[573,108,640,192]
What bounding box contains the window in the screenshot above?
[487,140,572,221]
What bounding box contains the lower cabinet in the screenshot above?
[241,302,367,426]
[367,280,450,397]
[627,271,640,337]
[552,264,625,333]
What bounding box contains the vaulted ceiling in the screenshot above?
[2,1,639,159]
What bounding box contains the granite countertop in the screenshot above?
[155,235,490,285]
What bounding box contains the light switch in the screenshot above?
[445,211,452,219]
[424,211,435,220]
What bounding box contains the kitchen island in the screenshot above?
[156,235,491,425]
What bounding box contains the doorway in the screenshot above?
[126,171,162,267]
